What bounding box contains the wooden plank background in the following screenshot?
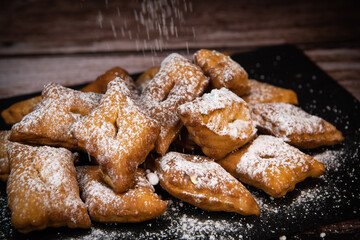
[0,0,359,238]
[0,0,359,99]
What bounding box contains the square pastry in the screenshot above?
[9,83,102,150]
[242,79,298,105]
[72,79,160,193]
[155,152,260,215]
[7,143,91,233]
[251,103,344,148]
[178,88,256,160]
[218,135,326,198]
[76,166,167,223]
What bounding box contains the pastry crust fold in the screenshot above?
[218,135,326,198]
[155,152,260,215]
[242,79,298,105]
[76,166,167,223]
[72,78,160,193]
[251,103,344,148]
[178,88,257,160]
[9,83,102,150]
[194,49,250,96]
[139,53,209,155]
[7,144,91,233]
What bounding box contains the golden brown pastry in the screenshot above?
[139,53,209,155]
[7,143,91,233]
[72,79,160,193]
[251,103,344,148]
[81,66,138,97]
[136,66,160,94]
[178,88,257,160]
[218,135,326,198]
[76,166,167,223]
[9,83,102,150]
[242,79,298,105]
[0,130,11,181]
[194,49,250,96]
[155,152,260,215]
[1,96,42,125]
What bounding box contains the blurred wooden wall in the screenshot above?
[0,0,359,99]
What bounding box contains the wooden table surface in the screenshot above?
[0,0,359,239]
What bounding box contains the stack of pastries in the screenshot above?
[0,49,343,233]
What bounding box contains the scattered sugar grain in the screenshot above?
[146,172,159,186]
[312,149,345,171]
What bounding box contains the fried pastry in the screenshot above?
[139,53,209,155]
[81,66,138,97]
[76,166,167,222]
[136,66,160,94]
[178,88,257,160]
[242,79,298,105]
[9,83,102,150]
[0,130,11,181]
[194,49,250,96]
[218,135,326,198]
[1,96,43,125]
[72,79,160,193]
[251,103,344,148]
[7,144,91,233]
[155,152,260,215]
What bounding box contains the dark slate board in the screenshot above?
[0,45,359,240]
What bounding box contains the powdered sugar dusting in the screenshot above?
[139,53,209,153]
[6,144,90,231]
[242,79,298,105]
[175,213,242,240]
[10,83,102,149]
[159,152,247,197]
[312,148,345,172]
[194,49,247,86]
[236,135,314,184]
[76,166,166,222]
[72,79,159,192]
[179,88,256,139]
[0,131,11,179]
[0,48,358,240]
[179,88,246,115]
[251,103,325,139]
